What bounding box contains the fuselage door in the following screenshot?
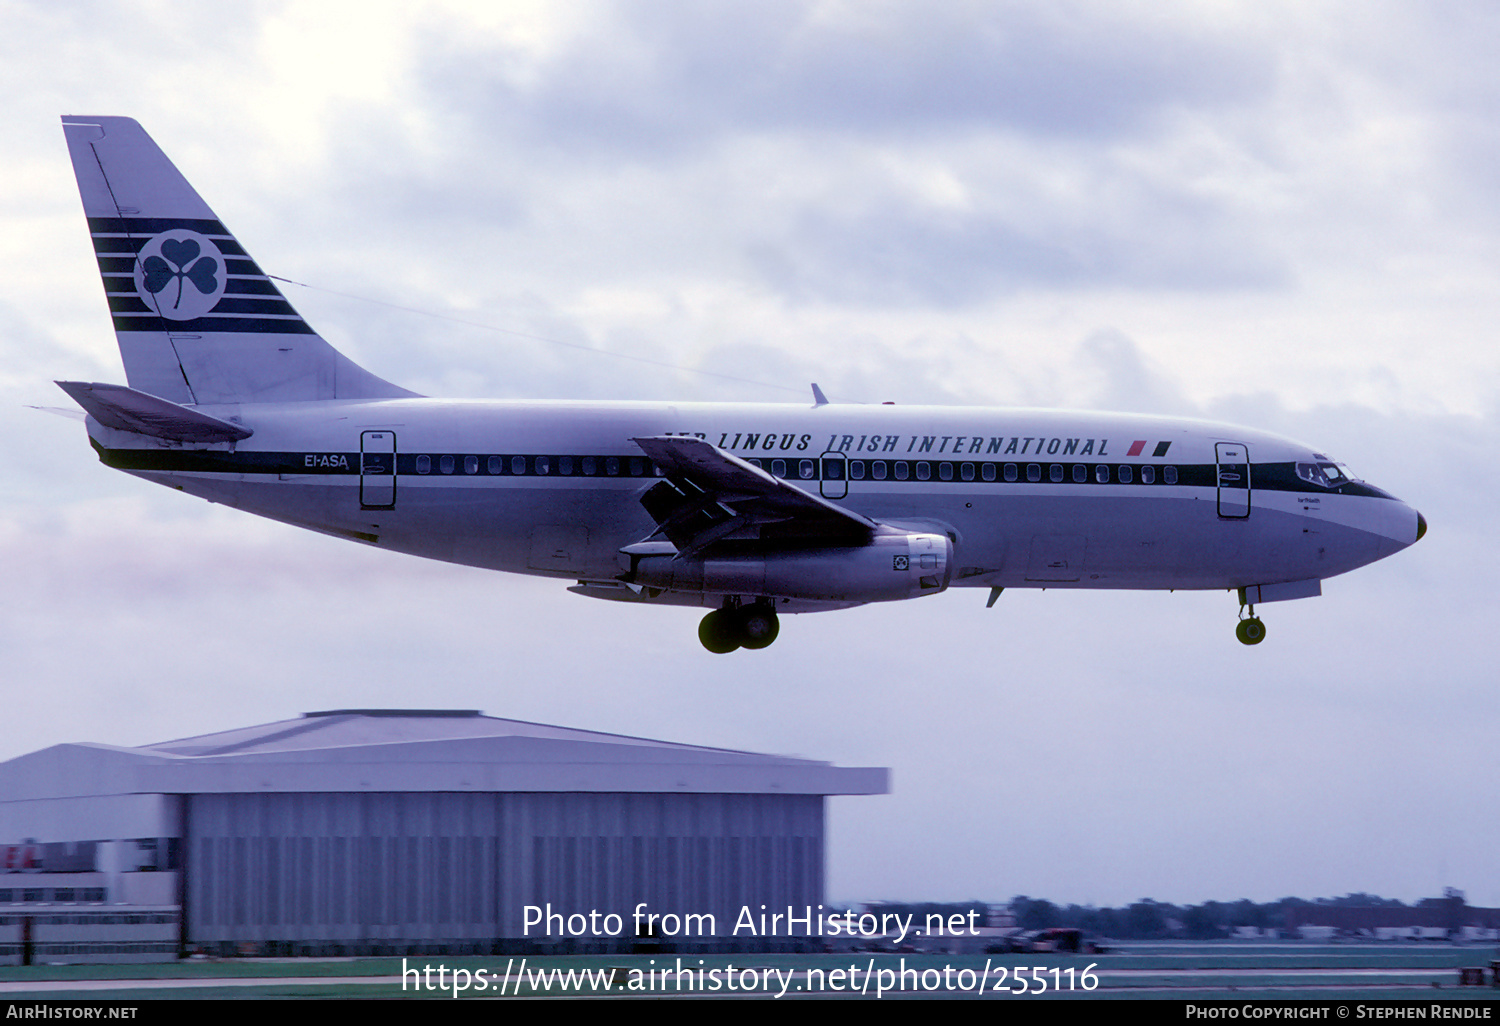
[360,430,396,510]
[1215,442,1250,519]
[819,451,848,500]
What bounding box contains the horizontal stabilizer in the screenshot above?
[56,381,252,443]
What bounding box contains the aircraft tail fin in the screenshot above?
[61,116,416,405]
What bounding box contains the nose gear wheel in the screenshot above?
[1235,602,1266,645]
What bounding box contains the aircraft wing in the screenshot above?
[631,435,874,556]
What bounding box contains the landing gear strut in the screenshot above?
[699,602,780,653]
[1235,603,1267,646]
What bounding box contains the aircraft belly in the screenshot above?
[918,491,1382,591]
[143,472,641,577]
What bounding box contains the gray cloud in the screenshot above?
[425,3,1271,159]
[748,189,1288,306]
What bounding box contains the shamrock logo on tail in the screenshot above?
[133,230,227,321]
[143,238,219,311]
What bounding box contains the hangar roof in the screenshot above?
[0,710,888,800]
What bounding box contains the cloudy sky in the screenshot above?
[1,0,1495,910]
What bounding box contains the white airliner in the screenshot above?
[56,116,1425,652]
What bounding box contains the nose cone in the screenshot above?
[1369,498,1425,561]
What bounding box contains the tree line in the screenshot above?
[865,892,1457,940]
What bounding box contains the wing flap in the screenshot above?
[631,435,873,552]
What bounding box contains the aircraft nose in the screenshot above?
[1415,510,1427,543]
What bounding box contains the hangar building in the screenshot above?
[0,710,887,962]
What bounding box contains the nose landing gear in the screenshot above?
[1235,603,1267,645]
[699,601,781,653]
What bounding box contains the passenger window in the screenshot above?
[981,463,995,482]
[799,459,815,479]
[850,460,865,480]
[605,457,619,476]
[558,456,574,475]
[939,462,953,481]
[1026,463,1040,482]
[535,456,550,475]
[916,462,931,481]
[487,456,502,475]
[895,462,910,481]
[582,456,597,475]
[746,458,762,469]
[629,457,644,476]
[440,455,455,474]
[464,455,478,475]
[1119,464,1133,484]
[771,459,786,478]
[961,462,975,481]
[1140,465,1154,484]
[512,456,527,475]
[1072,464,1087,483]
[416,455,431,475]
[1050,464,1063,482]
[872,461,888,480]
[1096,465,1109,483]
[1005,463,1018,482]
[1164,465,1178,485]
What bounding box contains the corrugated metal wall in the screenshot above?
[185,792,823,954]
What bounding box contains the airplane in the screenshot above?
[54,116,1425,652]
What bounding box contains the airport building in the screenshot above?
[0,710,887,962]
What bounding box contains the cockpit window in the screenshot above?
[1296,461,1355,488]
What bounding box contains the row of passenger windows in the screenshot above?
[413,454,655,477]
[404,453,1180,485]
[747,458,1179,486]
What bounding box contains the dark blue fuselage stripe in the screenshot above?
[91,444,1387,499]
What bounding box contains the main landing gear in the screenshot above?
[1235,603,1267,646]
[699,602,780,653]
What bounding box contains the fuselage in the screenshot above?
[86,398,1424,599]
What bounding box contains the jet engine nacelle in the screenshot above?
[631,531,953,603]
